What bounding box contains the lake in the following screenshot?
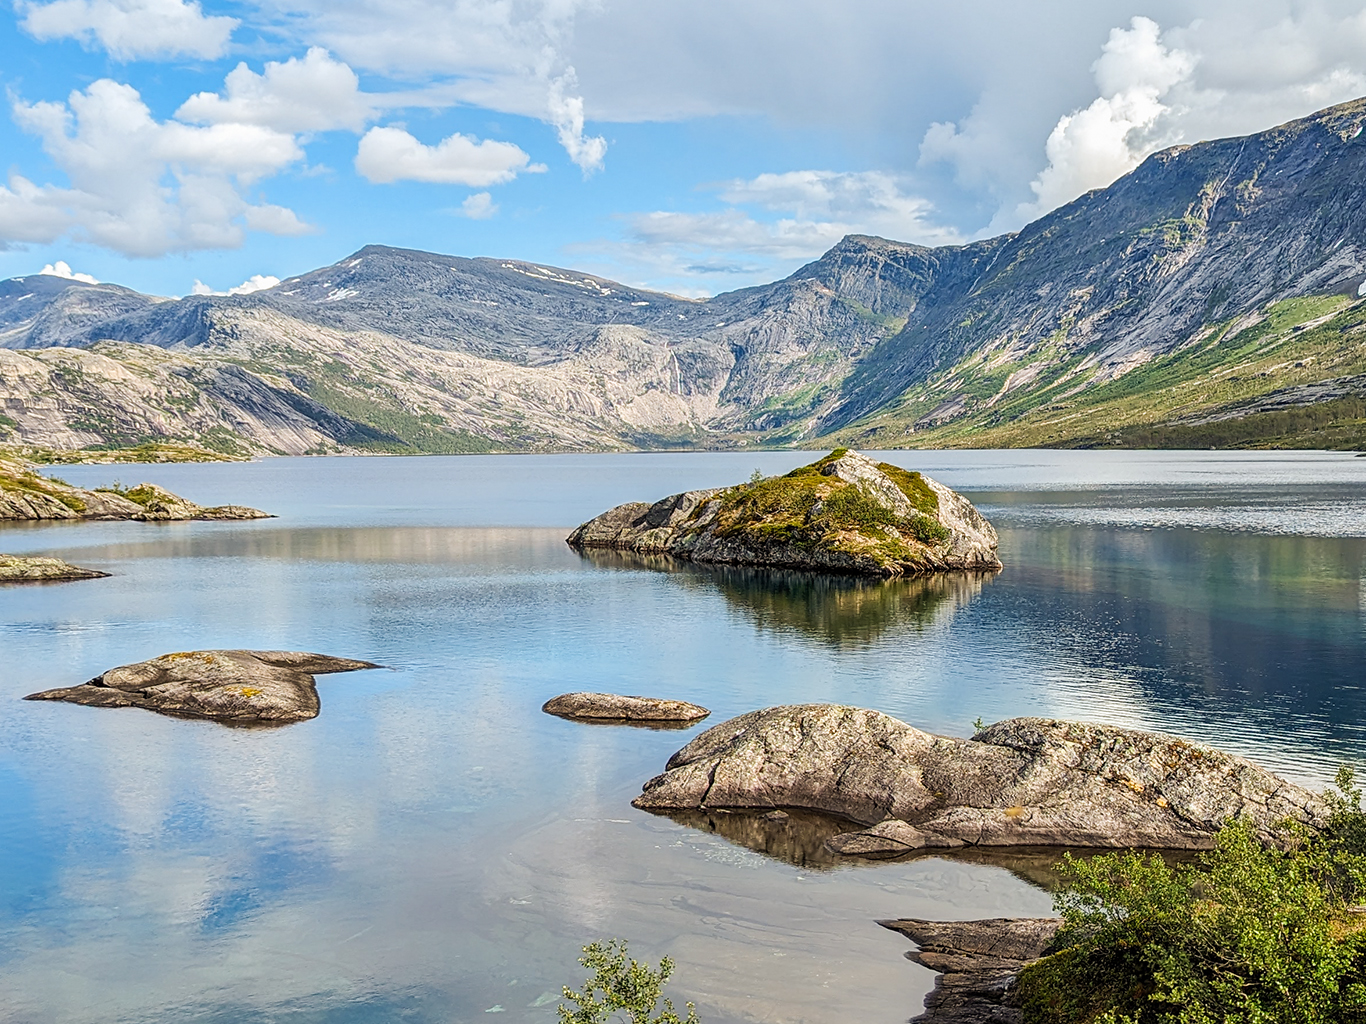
[2,450,1365,1024]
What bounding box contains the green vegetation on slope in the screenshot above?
[1017,770,1366,1023]
[1,442,246,464]
[831,294,1366,450]
[0,462,86,512]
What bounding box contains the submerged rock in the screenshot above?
[0,554,109,582]
[880,917,1063,1024]
[0,456,271,521]
[567,449,1001,577]
[542,692,710,722]
[24,650,378,723]
[633,704,1328,849]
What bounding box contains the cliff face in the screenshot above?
[5,99,1366,454]
[567,450,1001,577]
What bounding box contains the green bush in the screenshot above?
[1018,769,1366,1024]
[558,940,699,1024]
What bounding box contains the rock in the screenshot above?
[24,650,378,723]
[879,918,1063,1023]
[542,692,710,723]
[567,450,1001,577]
[0,456,271,521]
[632,704,1329,849]
[0,554,109,582]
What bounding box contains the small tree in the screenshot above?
[558,940,699,1024]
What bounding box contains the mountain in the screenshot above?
[0,238,930,454]
[3,98,1366,456]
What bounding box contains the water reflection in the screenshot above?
[655,807,1169,891]
[576,549,997,647]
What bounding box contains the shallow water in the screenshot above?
[2,450,1365,1024]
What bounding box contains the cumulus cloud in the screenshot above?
[39,260,98,283]
[1018,17,1195,221]
[456,192,498,219]
[252,0,607,170]
[191,274,281,296]
[177,48,374,134]
[18,0,237,60]
[354,126,543,186]
[4,80,309,257]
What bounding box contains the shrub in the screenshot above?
[558,940,699,1024]
[1018,770,1366,1024]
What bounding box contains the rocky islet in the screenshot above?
[568,449,1001,577]
[0,554,109,583]
[0,455,271,521]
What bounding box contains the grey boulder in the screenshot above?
[633,704,1328,849]
[24,650,378,723]
[543,691,710,722]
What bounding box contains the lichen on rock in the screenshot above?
[567,449,1001,577]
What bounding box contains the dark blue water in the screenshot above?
[2,450,1364,1024]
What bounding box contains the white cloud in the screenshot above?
[625,170,958,261]
[1018,17,1195,221]
[548,69,607,174]
[600,169,960,291]
[4,79,309,257]
[176,48,374,134]
[39,260,99,283]
[457,192,498,219]
[191,274,281,296]
[252,0,608,170]
[18,0,237,60]
[0,176,72,247]
[354,126,542,186]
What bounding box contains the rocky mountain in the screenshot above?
[4,97,1366,455]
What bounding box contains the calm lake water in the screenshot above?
[3,450,1366,1024]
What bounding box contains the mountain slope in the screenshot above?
[827,98,1366,447]
[4,98,1366,455]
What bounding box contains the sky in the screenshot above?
[3,0,1366,299]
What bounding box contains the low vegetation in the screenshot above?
[559,940,698,1024]
[1,442,247,464]
[0,461,86,512]
[708,450,949,557]
[1017,768,1366,1023]
[835,294,1366,452]
[93,482,160,507]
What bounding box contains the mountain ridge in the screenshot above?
[5,97,1366,455]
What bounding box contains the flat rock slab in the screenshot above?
[633,704,1328,849]
[880,918,1063,1023]
[24,650,378,723]
[543,692,710,723]
[0,554,109,582]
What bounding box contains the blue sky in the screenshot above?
[3,0,1366,299]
